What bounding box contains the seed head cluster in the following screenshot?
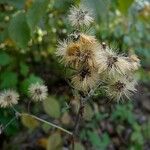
[0,83,48,109]
[56,5,140,101]
[0,90,19,108]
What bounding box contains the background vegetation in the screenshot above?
[0,0,150,149]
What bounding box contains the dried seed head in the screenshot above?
[127,54,141,71]
[68,31,80,42]
[71,67,99,92]
[28,82,48,102]
[68,6,93,27]
[79,34,97,44]
[97,48,131,76]
[0,90,19,108]
[56,34,99,69]
[113,81,126,92]
[67,43,80,56]
[107,56,118,68]
[105,77,137,101]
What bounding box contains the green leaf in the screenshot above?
[21,113,40,129]
[142,121,150,140]
[87,131,101,148]
[83,104,94,121]
[0,109,19,136]
[43,96,61,118]
[87,131,110,150]
[20,62,29,77]
[42,123,51,133]
[47,132,62,150]
[117,0,134,14]
[27,0,49,31]
[21,74,43,95]
[8,11,31,48]
[0,0,25,9]
[74,142,85,150]
[0,52,11,66]
[0,71,18,89]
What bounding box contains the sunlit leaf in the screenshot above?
[74,142,85,150]
[21,113,40,129]
[43,96,61,118]
[117,0,134,14]
[26,0,49,32]
[8,11,31,48]
[47,132,62,150]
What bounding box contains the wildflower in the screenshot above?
[56,34,99,69]
[105,77,137,101]
[71,67,99,92]
[97,47,131,76]
[0,90,19,108]
[28,83,48,102]
[68,6,93,27]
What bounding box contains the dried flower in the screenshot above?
[0,90,19,108]
[56,4,141,102]
[105,77,137,101]
[71,67,99,92]
[79,33,97,44]
[97,47,131,76]
[56,39,69,59]
[56,34,99,69]
[28,83,48,102]
[68,6,93,27]
[127,54,140,71]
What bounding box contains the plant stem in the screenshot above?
[21,113,72,135]
[73,98,84,135]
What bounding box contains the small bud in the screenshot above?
[102,42,106,50]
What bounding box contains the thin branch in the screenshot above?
[71,98,84,150]
[73,98,84,135]
[21,113,73,135]
[10,106,73,135]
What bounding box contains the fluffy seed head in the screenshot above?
[127,54,141,71]
[68,6,93,27]
[71,67,99,92]
[0,90,19,108]
[105,77,137,101]
[97,47,131,76]
[28,82,48,102]
[56,34,99,69]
